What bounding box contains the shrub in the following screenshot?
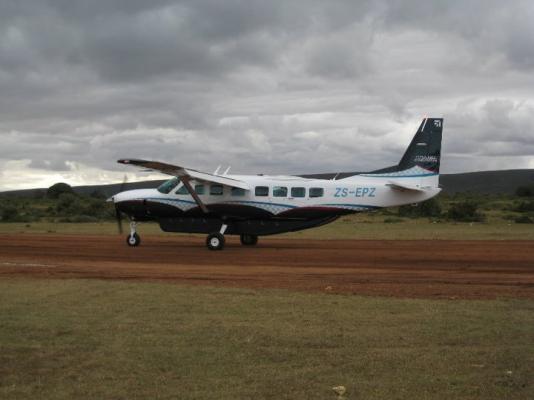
[56,193,80,214]
[514,200,534,212]
[515,185,534,197]
[398,198,442,218]
[446,200,485,222]
[1,205,20,222]
[514,215,533,224]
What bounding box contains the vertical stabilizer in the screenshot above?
[398,117,443,173]
[360,118,443,188]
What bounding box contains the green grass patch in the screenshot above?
[0,214,533,240]
[1,279,533,399]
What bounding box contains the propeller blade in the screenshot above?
[119,174,128,193]
[115,205,123,234]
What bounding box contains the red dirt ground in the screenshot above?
[0,234,533,299]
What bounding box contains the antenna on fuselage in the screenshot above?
[332,172,340,181]
[223,166,231,175]
[214,165,221,175]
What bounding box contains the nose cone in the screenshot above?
[113,189,158,203]
[110,188,161,214]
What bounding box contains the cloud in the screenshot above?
[0,0,533,190]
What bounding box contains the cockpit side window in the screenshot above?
[175,185,189,195]
[231,187,246,196]
[157,177,180,194]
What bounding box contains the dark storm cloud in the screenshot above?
[0,0,533,189]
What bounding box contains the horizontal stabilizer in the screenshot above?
[386,181,427,192]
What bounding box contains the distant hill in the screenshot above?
[1,169,534,198]
[439,170,534,195]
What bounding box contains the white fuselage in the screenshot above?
[114,171,440,216]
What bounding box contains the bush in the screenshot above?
[1,205,20,222]
[446,200,485,222]
[514,200,534,212]
[0,204,37,222]
[515,185,534,197]
[47,183,74,199]
[398,198,442,218]
[56,193,80,214]
[514,215,533,224]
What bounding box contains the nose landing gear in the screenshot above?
[126,221,141,247]
[206,223,227,251]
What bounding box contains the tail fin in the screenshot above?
[398,117,443,174]
[359,118,443,187]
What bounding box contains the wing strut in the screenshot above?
[180,178,209,214]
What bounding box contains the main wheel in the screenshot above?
[240,234,258,246]
[206,232,225,251]
[126,232,141,247]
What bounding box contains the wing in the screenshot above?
[118,159,250,190]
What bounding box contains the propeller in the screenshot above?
[114,174,128,235]
[115,204,123,234]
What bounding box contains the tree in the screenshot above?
[47,183,74,199]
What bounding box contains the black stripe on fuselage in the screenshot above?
[116,199,357,222]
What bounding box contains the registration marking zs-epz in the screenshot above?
[335,187,376,198]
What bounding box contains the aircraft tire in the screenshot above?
[240,234,258,246]
[126,232,141,247]
[206,232,225,251]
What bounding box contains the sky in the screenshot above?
[1,0,534,190]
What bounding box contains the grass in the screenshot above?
[0,213,533,240]
[1,279,533,400]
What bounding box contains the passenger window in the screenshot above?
[176,185,189,195]
[231,187,246,197]
[255,186,269,197]
[210,185,223,195]
[273,186,287,197]
[291,187,306,198]
[194,184,205,195]
[309,187,324,198]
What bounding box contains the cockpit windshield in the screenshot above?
[157,177,180,194]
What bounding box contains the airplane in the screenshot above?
[111,117,443,250]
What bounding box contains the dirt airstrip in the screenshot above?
[0,234,533,299]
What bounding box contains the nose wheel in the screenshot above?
[126,232,141,247]
[206,223,228,251]
[206,232,225,251]
[126,221,141,247]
